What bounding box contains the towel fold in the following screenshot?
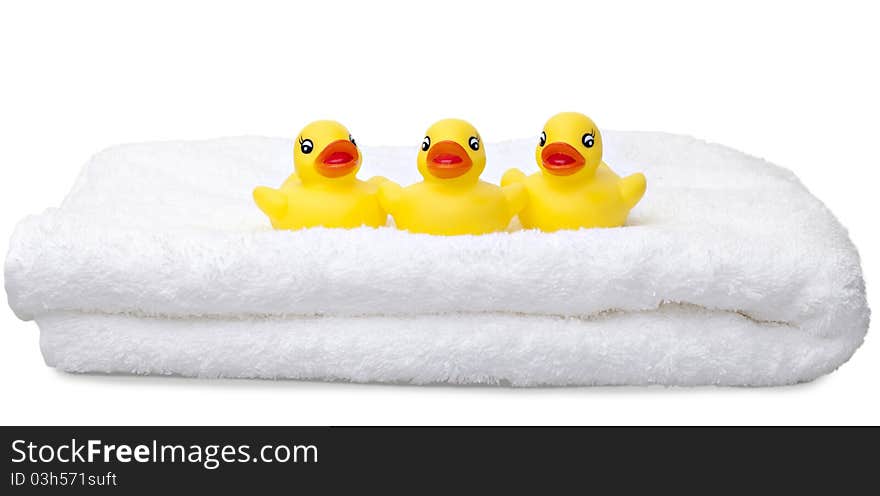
[35,305,859,386]
[4,132,869,385]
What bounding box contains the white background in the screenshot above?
[1,0,877,425]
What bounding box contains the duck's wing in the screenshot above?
[253,186,288,220]
[618,172,647,209]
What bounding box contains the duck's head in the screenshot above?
[294,120,361,184]
[536,112,603,180]
[417,118,486,184]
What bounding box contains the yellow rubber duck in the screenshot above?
[378,119,526,235]
[502,112,646,231]
[253,120,387,229]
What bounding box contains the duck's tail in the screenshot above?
[619,172,647,210]
[502,182,528,217]
[280,173,301,190]
[375,178,403,215]
[501,168,527,187]
[253,186,288,221]
[366,176,392,189]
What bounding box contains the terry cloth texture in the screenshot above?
[5,132,870,385]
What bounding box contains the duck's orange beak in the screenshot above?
[427,140,473,179]
[316,140,360,178]
[541,142,585,176]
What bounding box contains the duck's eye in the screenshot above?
[300,138,314,154]
[468,136,480,151]
[582,133,595,148]
[349,134,357,146]
[539,131,546,147]
[421,136,431,151]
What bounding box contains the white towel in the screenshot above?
[4,132,869,385]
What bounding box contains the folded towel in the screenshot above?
[5,132,869,385]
